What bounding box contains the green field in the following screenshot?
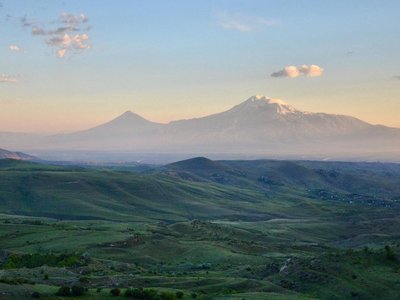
[0,158,399,299]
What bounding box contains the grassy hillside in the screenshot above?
[0,158,399,299]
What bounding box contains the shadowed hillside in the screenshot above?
[0,158,399,299]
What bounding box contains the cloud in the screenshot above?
[393,76,400,80]
[47,33,90,57]
[271,65,324,78]
[21,12,91,58]
[0,74,18,83]
[8,44,21,52]
[32,27,46,35]
[217,12,279,32]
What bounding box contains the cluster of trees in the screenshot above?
[1,252,84,269]
[56,285,86,296]
[110,287,186,299]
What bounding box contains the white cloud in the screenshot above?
[217,12,279,32]
[22,12,92,58]
[271,65,324,78]
[0,74,17,83]
[8,44,21,52]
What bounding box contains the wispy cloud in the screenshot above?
[216,12,279,32]
[271,65,324,78]
[0,74,18,83]
[8,44,21,52]
[21,12,91,58]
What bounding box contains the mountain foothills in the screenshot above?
[1,95,400,161]
[0,157,400,299]
[0,148,36,160]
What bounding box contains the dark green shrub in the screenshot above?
[1,252,84,269]
[79,276,89,283]
[56,286,71,296]
[43,274,48,280]
[110,288,121,296]
[160,291,176,300]
[191,293,197,299]
[176,291,184,298]
[125,287,159,299]
[124,288,134,297]
[71,285,86,296]
[385,245,396,261]
[31,292,41,298]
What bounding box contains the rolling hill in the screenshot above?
[0,148,36,160]
[1,158,400,299]
[1,158,399,223]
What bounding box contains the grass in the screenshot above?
[0,158,400,299]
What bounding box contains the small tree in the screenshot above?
[385,245,396,261]
[160,291,176,300]
[56,286,71,296]
[110,288,121,296]
[71,285,86,296]
[31,292,41,299]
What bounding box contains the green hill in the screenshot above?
[0,158,399,299]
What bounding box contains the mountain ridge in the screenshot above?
[0,95,399,160]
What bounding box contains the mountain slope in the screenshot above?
[168,95,371,140]
[1,95,399,160]
[43,111,163,150]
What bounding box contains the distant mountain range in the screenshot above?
[1,95,399,161]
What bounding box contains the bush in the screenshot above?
[110,288,121,296]
[160,291,176,300]
[79,276,89,283]
[191,292,197,299]
[56,286,71,296]
[43,274,48,280]
[385,245,397,261]
[1,252,84,269]
[31,292,41,299]
[176,291,184,299]
[71,285,86,296]
[125,287,159,299]
[124,288,134,297]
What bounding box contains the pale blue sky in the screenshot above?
[0,0,399,132]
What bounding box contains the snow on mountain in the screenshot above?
[0,95,399,160]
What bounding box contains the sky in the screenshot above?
[0,0,399,133]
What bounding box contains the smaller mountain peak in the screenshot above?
[116,110,143,120]
[106,110,154,125]
[122,110,135,116]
